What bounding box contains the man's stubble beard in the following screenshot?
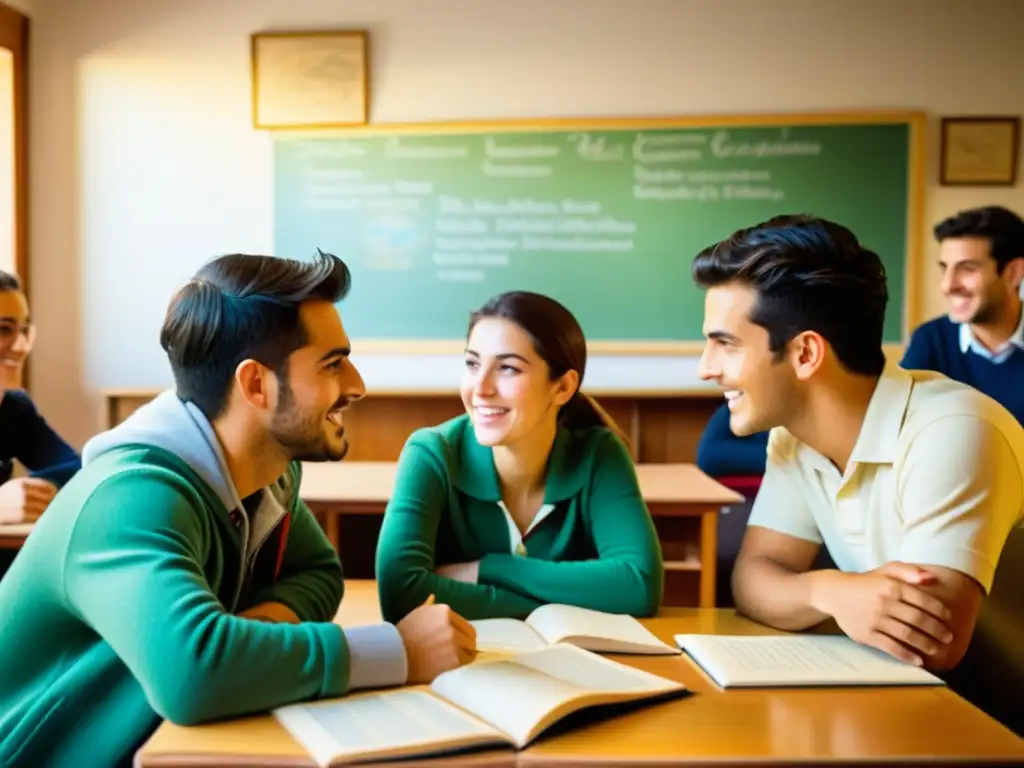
[270,377,349,463]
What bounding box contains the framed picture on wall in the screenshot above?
[939,115,1020,186]
[251,30,368,129]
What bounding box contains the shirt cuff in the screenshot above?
[342,623,408,691]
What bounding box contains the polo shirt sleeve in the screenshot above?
[896,414,1023,593]
[746,429,823,543]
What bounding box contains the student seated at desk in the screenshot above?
[695,402,770,610]
[900,205,1024,423]
[692,215,1024,682]
[0,252,475,768]
[0,270,81,526]
[695,402,768,478]
[376,291,664,623]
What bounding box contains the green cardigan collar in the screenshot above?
[452,415,587,503]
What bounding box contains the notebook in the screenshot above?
[471,603,679,655]
[674,633,947,688]
[273,643,687,766]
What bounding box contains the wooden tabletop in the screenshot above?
[299,461,743,506]
[136,580,1024,768]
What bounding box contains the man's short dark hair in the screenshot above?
[159,249,351,419]
[934,205,1024,272]
[692,214,888,376]
[0,270,22,292]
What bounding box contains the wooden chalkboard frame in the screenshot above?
[274,110,928,356]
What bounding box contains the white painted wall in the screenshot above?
[27,0,1024,447]
[0,0,28,277]
[0,49,13,275]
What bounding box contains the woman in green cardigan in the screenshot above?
[376,291,664,622]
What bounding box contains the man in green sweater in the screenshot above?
[0,251,476,768]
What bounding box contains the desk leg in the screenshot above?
[699,510,718,608]
[324,512,341,554]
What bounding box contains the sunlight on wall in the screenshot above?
[0,50,14,276]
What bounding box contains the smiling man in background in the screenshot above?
[901,205,1024,424]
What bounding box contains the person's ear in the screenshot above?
[1003,257,1024,293]
[234,358,275,412]
[552,369,580,407]
[788,331,828,381]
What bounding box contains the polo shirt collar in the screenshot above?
[453,419,589,503]
[846,364,913,465]
[958,305,1024,358]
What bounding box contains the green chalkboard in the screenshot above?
[272,114,924,350]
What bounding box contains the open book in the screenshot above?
[675,633,947,688]
[273,643,686,766]
[471,603,679,655]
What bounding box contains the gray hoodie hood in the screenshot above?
[82,390,288,555]
[82,389,242,513]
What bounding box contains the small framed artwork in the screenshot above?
[939,115,1020,186]
[251,30,368,130]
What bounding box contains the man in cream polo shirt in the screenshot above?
[756,365,1023,602]
[691,215,1024,717]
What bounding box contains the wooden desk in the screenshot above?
[0,465,740,607]
[136,579,1024,768]
[300,461,741,608]
[0,522,32,550]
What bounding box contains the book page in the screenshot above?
[470,618,548,653]
[527,603,677,654]
[517,643,684,693]
[431,644,684,747]
[675,634,946,688]
[273,688,507,766]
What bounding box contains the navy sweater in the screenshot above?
[0,390,81,487]
[900,316,1024,425]
[696,403,769,477]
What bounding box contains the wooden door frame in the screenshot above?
[0,1,28,387]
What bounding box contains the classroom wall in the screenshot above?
[3,0,33,15]
[27,0,1024,448]
[0,50,12,275]
[0,0,27,276]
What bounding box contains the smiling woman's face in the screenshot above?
[460,316,574,448]
[0,288,32,389]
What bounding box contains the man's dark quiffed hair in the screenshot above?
[933,205,1024,272]
[0,270,22,292]
[692,214,889,376]
[159,249,351,419]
